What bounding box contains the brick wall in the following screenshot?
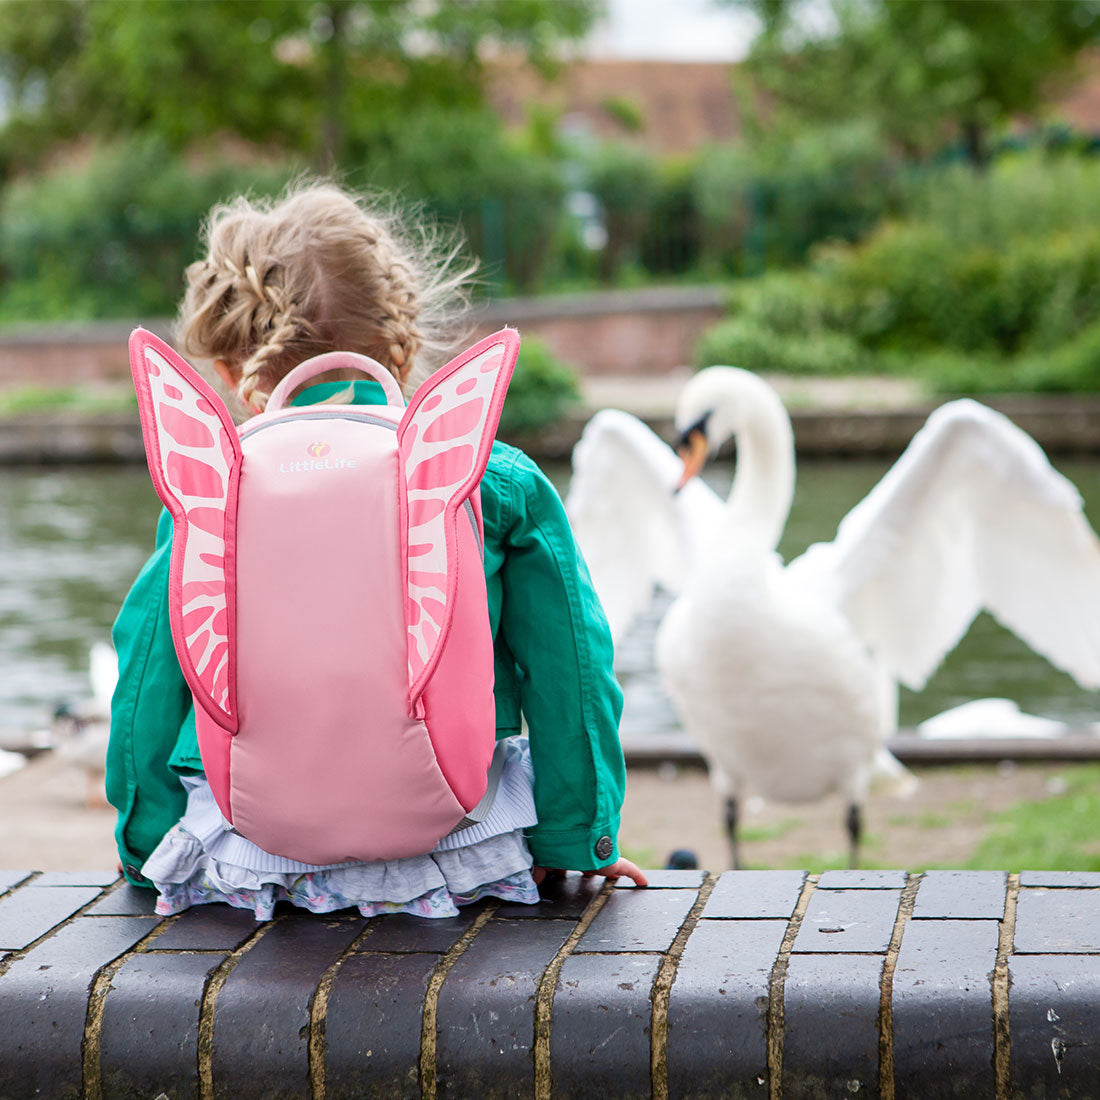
[2,867,1099,1097]
[0,287,726,389]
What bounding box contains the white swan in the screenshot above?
[0,746,26,780]
[53,641,116,807]
[916,698,1100,740]
[566,368,1100,866]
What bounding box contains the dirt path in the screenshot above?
[0,750,1082,875]
[2,753,118,871]
[618,760,1073,872]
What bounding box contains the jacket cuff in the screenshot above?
[117,846,153,888]
[525,822,621,872]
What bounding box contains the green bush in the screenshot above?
[699,151,1100,392]
[497,336,580,436]
[827,222,1100,355]
[698,315,866,375]
[698,269,866,374]
[0,384,136,418]
[584,141,658,282]
[364,109,566,294]
[0,138,296,321]
[922,319,1100,395]
[0,121,568,317]
[692,121,897,275]
[639,157,701,277]
[900,154,1100,249]
[726,270,857,336]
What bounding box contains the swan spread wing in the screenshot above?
[794,399,1100,690]
[566,409,724,642]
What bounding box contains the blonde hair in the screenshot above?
[178,182,477,411]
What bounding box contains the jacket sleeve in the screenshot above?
[494,450,627,871]
[105,510,193,885]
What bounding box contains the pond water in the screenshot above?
[1,457,1098,734]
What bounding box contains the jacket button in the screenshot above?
[595,836,613,861]
[124,865,141,879]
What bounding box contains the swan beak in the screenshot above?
[675,429,709,491]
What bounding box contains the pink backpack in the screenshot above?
[128,326,519,865]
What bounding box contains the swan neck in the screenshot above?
[725,390,795,551]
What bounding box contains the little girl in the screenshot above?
[107,182,645,920]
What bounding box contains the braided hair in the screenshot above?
[178,183,476,412]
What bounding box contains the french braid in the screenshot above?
[177,182,477,414]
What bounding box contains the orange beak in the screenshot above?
[675,429,708,491]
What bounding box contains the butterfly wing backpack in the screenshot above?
[128,326,519,864]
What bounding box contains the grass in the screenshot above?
[624,756,1100,872]
[741,817,803,844]
[964,763,1100,872]
[746,764,1100,875]
[0,385,136,419]
[621,844,659,869]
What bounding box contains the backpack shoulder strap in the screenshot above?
[397,328,519,702]
[128,328,241,731]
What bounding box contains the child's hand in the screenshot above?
[587,858,649,886]
[532,860,648,887]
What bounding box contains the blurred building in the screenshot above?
[1051,49,1100,136]
[488,58,739,156]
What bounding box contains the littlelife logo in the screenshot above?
[279,441,358,473]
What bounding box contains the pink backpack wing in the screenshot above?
[397,328,519,701]
[129,328,240,731]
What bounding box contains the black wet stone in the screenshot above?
[434,918,572,1098]
[703,870,805,919]
[794,888,900,953]
[100,951,226,1100]
[356,907,484,952]
[0,915,158,1100]
[550,952,660,1099]
[668,918,787,1097]
[325,952,440,1099]
[1009,954,1100,1097]
[86,883,161,916]
[891,919,999,1098]
[911,871,1007,920]
[1014,888,1100,953]
[783,954,882,1098]
[0,884,103,951]
[150,904,263,952]
[211,914,365,1099]
[575,888,696,953]
[0,866,1095,1096]
[818,869,907,890]
[497,872,603,920]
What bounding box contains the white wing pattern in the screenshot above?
[129,328,241,727]
[397,329,519,699]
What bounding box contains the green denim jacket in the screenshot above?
[106,381,626,883]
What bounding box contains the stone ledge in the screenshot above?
[8,397,1100,466]
[0,868,1096,1097]
[621,730,1100,766]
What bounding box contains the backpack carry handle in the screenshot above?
[266,351,405,411]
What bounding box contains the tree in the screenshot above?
[0,0,600,170]
[729,0,1100,165]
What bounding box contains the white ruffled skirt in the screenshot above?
[142,736,540,921]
